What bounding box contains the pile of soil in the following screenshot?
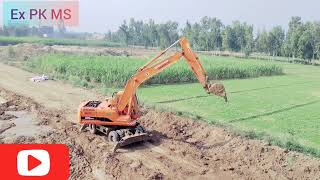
[0,43,132,61]
[0,43,166,62]
[49,45,130,56]
[0,43,50,62]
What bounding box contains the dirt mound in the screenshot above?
[0,87,319,179]
[140,109,320,179]
[0,43,164,62]
[0,43,52,62]
[0,43,131,61]
[50,45,130,56]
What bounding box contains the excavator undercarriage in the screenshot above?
[81,120,152,152]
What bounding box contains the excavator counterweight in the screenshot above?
[78,37,227,152]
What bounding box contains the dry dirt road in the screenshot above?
[0,62,319,180]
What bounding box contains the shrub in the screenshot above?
[26,54,283,87]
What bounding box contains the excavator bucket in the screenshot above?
[112,133,153,153]
[208,82,228,102]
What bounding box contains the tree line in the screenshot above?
[0,24,67,38]
[107,16,320,61]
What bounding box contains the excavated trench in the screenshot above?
[0,87,319,179]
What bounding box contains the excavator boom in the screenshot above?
[117,37,227,113]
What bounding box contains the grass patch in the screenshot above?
[26,54,283,87]
[138,63,320,157]
[0,36,122,47]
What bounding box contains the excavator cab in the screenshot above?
[109,91,121,107]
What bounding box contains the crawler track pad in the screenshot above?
[112,133,152,152]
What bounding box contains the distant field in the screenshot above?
[26,54,283,87]
[0,36,121,47]
[139,62,320,157]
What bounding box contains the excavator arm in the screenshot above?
[117,37,227,112]
[180,37,210,91]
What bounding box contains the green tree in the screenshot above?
[222,21,253,55]
[118,20,131,46]
[198,17,223,51]
[267,26,285,56]
[157,21,179,48]
[298,27,313,61]
[222,25,238,51]
[255,30,269,53]
[243,23,254,56]
[309,22,320,60]
[285,16,304,58]
[182,17,223,51]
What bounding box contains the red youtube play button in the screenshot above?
[28,155,42,171]
[0,144,69,179]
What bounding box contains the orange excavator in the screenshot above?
[78,37,227,152]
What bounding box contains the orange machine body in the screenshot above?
[79,91,140,127]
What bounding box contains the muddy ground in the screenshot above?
[0,45,319,179]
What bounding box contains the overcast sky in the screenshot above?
[1,0,320,33]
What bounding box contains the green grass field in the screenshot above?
[25,53,319,157]
[26,54,283,87]
[0,36,121,47]
[138,62,320,156]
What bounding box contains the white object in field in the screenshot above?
[30,74,49,82]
